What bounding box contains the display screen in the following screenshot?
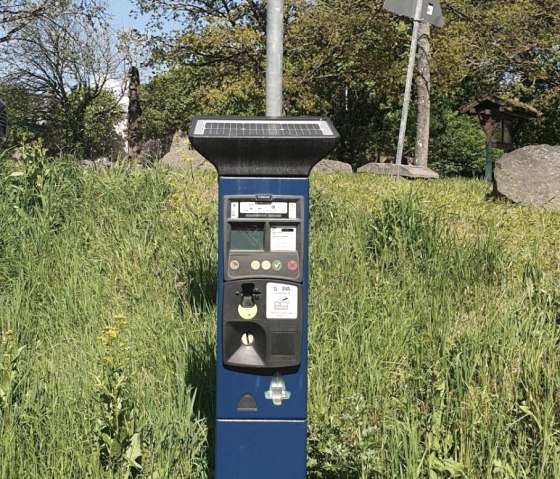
[230,224,264,250]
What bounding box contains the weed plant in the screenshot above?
[0,149,558,477]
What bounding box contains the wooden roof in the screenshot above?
[460,94,540,119]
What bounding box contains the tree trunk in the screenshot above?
[414,21,431,167]
[127,66,143,164]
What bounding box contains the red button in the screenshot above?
[287,260,298,271]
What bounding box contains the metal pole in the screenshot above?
[395,0,423,165]
[266,0,284,116]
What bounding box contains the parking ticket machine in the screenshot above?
[189,117,339,478]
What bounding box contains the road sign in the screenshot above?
[383,0,444,165]
[383,0,444,27]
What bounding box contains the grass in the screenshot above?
[0,146,559,478]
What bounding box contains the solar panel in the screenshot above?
[194,119,334,137]
[189,116,340,176]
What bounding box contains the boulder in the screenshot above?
[160,131,215,171]
[357,162,439,179]
[494,144,560,210]
[312,159,353,173]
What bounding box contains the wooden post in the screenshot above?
[482,117,497,182]
[414,21,431,167]
[127,66,143,164]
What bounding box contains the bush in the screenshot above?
[430,110,495,177]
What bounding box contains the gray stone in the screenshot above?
[357,162,439,179]
[160,130,216,172]
[494,144,560,210]
[311,159,353,173]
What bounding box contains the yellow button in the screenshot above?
[261,260,271,270]
[230,259,240,270]
[250,260,261,270]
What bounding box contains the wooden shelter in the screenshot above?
[460,94,539,181]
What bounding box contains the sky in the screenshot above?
[105,1,180,79]
[106,0,151,31]
[106,0,181,33]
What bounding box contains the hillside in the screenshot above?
[1,154,559,478]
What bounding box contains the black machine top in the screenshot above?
[188,116,340,177]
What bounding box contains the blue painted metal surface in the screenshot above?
[216,177,309,478]
[215,420,307,478]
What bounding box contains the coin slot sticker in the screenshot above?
[270,226,297,252]
[266,283,298,319]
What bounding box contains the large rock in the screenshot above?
[357,162,439,179]
[312,159,352,173]
[160,131,215,171]
[494,145,560,210]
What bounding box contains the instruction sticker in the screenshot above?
[270,226,297,251]
[266,283,298,319]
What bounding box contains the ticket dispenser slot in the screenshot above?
[223,195,304,369]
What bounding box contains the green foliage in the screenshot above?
[0,329,25,413]
[47,88,125,159]
[96,315,142,477]
[4,141,84,230]
[430,111,487,176]
[0,83,124,159]
[81,90,126,159]
[0,83,41,148]
[306,174,560,478]
[1,168,560,477]
[516,90,560,147]
[134,0,558,169]
[142,67,201,141]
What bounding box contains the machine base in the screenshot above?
[215,419,306,478]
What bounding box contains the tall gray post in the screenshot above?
[395,0,423,165]
[266,0,284,117]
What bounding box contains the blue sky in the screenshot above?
[106,0,151,31]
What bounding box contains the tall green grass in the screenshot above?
[0,148,559,477]
[307,175,560,478]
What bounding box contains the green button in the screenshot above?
[272,260,282,271]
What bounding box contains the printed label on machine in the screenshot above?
[266,283,298,319]
[240,202,288,214]
[270,226,297,251]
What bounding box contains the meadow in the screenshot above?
[0,144,559,478]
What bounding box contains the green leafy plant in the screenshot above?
[0,329,25,413]
[96,314,142,478]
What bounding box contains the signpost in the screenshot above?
[383,0,443,165]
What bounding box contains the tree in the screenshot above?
[414,21,430,167]
[0,0,106,44]
[142,66,201,141]
[127,66,143,163]
[134,0,406,165]
[0,11,124,157]
[133,0,559,172]
[0,82,41,147]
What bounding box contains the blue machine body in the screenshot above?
[216,177,309,478]
[215,419,307,478]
